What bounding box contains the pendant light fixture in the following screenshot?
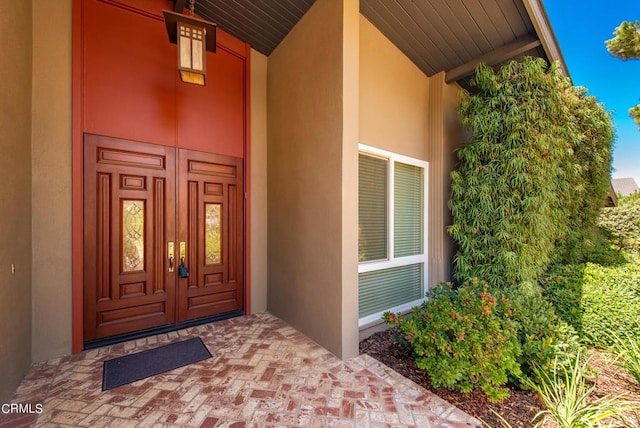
[163,0,216,86]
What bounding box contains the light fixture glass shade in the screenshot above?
[162,10,217,86]
[178,22,206,85]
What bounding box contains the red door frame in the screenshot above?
[71,0,252,353]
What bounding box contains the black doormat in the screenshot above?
[102,337,212,391]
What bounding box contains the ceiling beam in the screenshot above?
[173,0,186,13]
[445,35,541,83]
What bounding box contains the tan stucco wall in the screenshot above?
[358,16,431,339]
[0,0,33,402]
[31,0,73,362]
[358,18,463,338]
[267,0,359,359]
[425,74,463,286]
[250,48,268,314]
[359,16,430,161]
[442,81,463,278]
[340,0,360,360]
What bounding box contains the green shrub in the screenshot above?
[582,263,640,347]
[554,87,615,265]
[507,288,580,388]
[383,280,521,402]
[542,262,640,347]
[598,194,640,254]
[450,58,614,289]
[451,59,568,288]
[541,264,586,337]
[383,280,583,401]
[581,226,629,266]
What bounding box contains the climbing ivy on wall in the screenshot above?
[449,57,614,289]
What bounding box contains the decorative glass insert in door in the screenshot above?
[205,204,221,265]
[122,200,145,272]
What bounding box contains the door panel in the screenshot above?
[84,135,176,340]
[177,149,244,321]
[83,135,244,343]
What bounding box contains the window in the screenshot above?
[358,145,428,327]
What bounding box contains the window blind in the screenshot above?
[358,154,387,262]
[359,263,424,318]
[394,162,424,257]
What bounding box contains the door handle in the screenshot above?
[168,242,175,273]
[178,242,189,278]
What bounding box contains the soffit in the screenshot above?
[190,0,565,84]
[194,0,315,55]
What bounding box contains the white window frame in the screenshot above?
[358,144,429,328]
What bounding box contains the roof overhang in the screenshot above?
[179,0,569,85]
[520,0,569,76]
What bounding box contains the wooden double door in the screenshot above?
[83,134,243,342]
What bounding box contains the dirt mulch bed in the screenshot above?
[359,328,640,427]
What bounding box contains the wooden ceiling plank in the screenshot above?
[277,0,312,22]
[220,0,294,34]
[361,11,431,74]
[495,0,530,37]
[416,0,481,61]
[396,0,467,66]
[442,1,493,54]
[197,0,317,55]
[361,2,436,75]
[513,0,536,33]
[478,0,517,43]
[183,0,557,81]
[197,2,283,54]
[382,0,443,73]
[445,34,541,83]
[240,0,300,30]
[458,0,504,50]
[363,1,432,70]
[381,0,456,71]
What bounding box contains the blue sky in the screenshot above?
[543,0,640,185]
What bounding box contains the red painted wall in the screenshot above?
[82,0,247,158]
[73,0,251,352]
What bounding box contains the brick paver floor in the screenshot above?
[1,313,481,427]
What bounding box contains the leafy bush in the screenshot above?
[529,351,637,427]
[383,280,521,402]
[540,264,586,337]
[598,193,640,254]
[542,262,640,347]
[450,58,613,289]
[581,226,629,266]
[582,263,640,347]
[383,280,583,401]
[507,288,580,388]
[555,87,615,265]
